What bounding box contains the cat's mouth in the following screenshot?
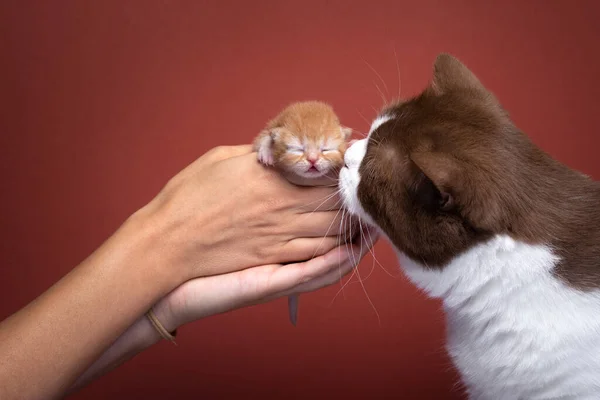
[307,166,320,173]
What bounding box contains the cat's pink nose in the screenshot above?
[307,156,318,165]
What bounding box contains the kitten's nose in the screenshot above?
[307,156,318,165]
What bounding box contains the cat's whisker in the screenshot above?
[356,109,371,128]
[368,136,382,146]
[329,264,357,307]
[365,225,401,278]
[373,81,387,107]
[310,203,345,261]
[347,124,368,139]
[329,217,371,308]
[328,208,355,305]
[330,213,368,305]
[304,197,342,222]
[361,56,390,96]
[296,190,340,214]
[356,218,381,326]
[347,215,359,270]
[329,273,353,306]
[321,174,341,182]
[355,252,376,282]
[392,46,402,100]
[330,213,361,304]
[338,208,349,299]
[340,264,376,285]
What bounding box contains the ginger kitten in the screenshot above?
[254,101,352,179]
[254,101,352,326]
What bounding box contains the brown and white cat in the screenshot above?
[339,54,600,399]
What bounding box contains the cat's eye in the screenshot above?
[439,192,454,211]
[414,172,454,213]
[287,145,304,155]
[321,148,337,154]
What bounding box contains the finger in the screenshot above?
[172,247,347,323]
[170,225,378,325]
[293,210,345,237]
[242,224,377,303]
[279,236,341,263]
[169,274,242,324]
[281,259,354,296]
[281,225,374,289]
[279,224,377,297]
[246,265,352,308]
[245,260,355,309]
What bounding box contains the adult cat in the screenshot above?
[339,54,600,399]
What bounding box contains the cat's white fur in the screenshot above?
[339,129,600,399]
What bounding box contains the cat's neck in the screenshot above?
[508,141,600,289]
[397,235,558,304]
[281,170,339,187]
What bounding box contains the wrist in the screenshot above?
[119,204,189,294]
[149,294,181,335]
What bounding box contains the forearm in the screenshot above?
[68,224,374,396]
[66,294,178,395]
[0,210,181,399]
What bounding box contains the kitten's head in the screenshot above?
[265,101,352,179]
[340,54,544,267]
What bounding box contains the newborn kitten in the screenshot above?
[254,101,352,180]
[340,54,600,399]
[254,101,352,326]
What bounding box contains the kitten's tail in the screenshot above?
[288,295,299,326]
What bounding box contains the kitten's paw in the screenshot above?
[257,147,274,166]
[256,135,275,166]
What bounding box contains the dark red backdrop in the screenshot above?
[1,1,599,399]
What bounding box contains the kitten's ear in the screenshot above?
[429,53,486,95]
[267,127,280,140]
[411,152,461,212]
[341,126,353,140]
[263,126,288,142]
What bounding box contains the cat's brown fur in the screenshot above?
[358,54,600,289]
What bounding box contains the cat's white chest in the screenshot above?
[397,236,600,400]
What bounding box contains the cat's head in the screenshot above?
[340,54,541,267]
[266,101,352,179]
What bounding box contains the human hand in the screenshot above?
[151,223,378,332]
[135,145,348,284]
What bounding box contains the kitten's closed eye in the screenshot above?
[286,144,304,155]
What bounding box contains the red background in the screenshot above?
[1,1,599,399]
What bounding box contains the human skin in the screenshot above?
[0,145,374,399]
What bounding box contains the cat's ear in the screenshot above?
[429,53,486,96]
[266,127,280,140]
[341,126,353,140]
[264,126,288,141]
[411,152,461,212]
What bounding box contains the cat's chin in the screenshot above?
[281,169,338,187]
